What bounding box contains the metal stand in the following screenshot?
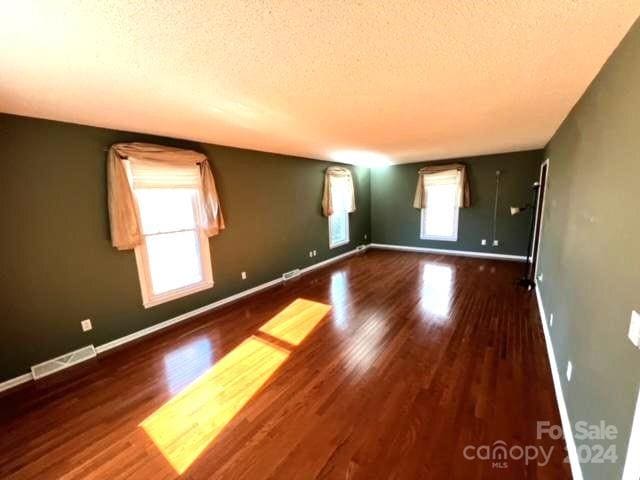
[517,184,540,290]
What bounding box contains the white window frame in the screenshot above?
[419,179,460,242]
[125,159,214,308]
[328,211,350,249]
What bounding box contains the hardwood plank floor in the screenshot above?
[0,250,571,479]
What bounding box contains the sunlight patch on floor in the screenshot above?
[140,298,331,474]
[141,336,287,474]
[259,298,332,346]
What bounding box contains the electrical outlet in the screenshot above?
[481,239,487,246]
[81,319,92,332]
[364,234,368,240]
[566,361,573,382]
[628,310,640,348]
[309,251,313,258]
[241,271,247,280]
[492,240,499,246]
[549,313,554,327]
[313,250,317,256]
[538,273,544,282]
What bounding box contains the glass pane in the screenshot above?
[330,212,348,246]
[424,184,457,238]
[331,177,350,211]
[146,230,203,295]
[135,189,198,235]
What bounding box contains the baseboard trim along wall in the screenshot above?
[0,373,34,394]
[94,278,284,354]
[535,285,584,480]
[370,243,527,261]
[0,245,369,394]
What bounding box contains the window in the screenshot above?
[420,171,460,241]
[127,161,213,308]
[329,210,349,248]
[328,175,351,248]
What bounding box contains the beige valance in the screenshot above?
[107,142,225,250]
[412,163,471,209]
[322,166,356,217]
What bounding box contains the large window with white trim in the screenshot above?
[328,174,351,248]
[126,161,213,308]
[420,170,460,241]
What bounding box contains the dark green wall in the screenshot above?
[0,114,370,382]
[370,151,542,256]
[538,18,640,480]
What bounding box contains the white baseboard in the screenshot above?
[0,373,33,394]
[97,245,368,354]
[535,285,583,480]
[95,277,284,354]
[370,243,527,261]
[0,245,369,394]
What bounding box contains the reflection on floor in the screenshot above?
[142,298,330,474]
[162,338,213,395]
[0,251,571,479]
[420,263,453,319]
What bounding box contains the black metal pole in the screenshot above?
[517,184,539,290]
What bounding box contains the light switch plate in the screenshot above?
[628,310,640,348]
[492,240,499,246]
[481,239,487,246]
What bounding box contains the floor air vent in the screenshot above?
[356,244,367,252]
[282,269,301,281]
[31,345,97,380]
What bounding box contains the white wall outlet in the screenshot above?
[538,273,544,282]
[628,310,640,349]
[492,240,499,246]
[549,313,554,327]
[364,234,367,240]
[81,319,92,332]
[308,251,313,258]
[241,271,247,280]
[313,250,317,256]
[481,239,487,246]
[566,360,573,382]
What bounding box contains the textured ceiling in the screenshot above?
[1,1,638,165]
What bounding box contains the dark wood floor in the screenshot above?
[0,250,570,479]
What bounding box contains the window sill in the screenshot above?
[142,280,214,309]
[420,235,458,242]
[329,239,349,249]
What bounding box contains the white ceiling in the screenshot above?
[1,1,638,165]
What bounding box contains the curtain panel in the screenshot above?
[107,142,225,250]
[412,163,471,210]
[322,166,356,217]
